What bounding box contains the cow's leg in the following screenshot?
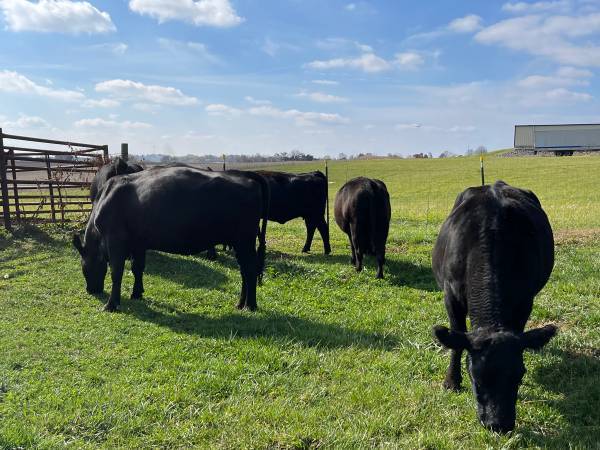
[350,223,363,272]
[316,217,331,255]
[105,244,127,312]
[302,218,317,253]
[234,243,257,311]
[131,249,146,300]
[348,232,356,265]
[375,246,385,279]
[237,274,247,310]
[443,290,467,391]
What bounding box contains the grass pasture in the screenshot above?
[1,155,599,449]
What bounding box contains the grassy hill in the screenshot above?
[1,155,599,448]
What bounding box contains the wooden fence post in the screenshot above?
[9,150,20,222]
[103,145,109,163]
[45,154,57,222]
[0,128,12,230]
[121,143,128,161]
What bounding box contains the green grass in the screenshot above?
[1,155,599,449]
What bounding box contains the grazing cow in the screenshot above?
[73,167,269,312]
[334,177,391,278]
[432,180,557,433]
[90,157,143,202]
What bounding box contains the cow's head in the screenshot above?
[433,324,557,433]
[72,232,107,294]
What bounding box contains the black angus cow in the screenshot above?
[432,180,557,433]
[89,157,143,202]
[334,177,391,278]
[255,171,331,254]
[209,170,331,255]
[73,166,269,312]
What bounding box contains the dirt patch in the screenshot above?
[554,229,600,245]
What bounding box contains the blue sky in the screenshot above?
[1,0,600,157]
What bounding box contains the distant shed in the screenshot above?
[514,124,600,155]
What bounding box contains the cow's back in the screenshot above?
[94,167,263,254]
[256,170,327,223]
[335,177,390,250]
[433,181,554,330]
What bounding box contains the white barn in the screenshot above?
[514,124,600,155]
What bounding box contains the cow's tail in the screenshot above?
[252,173,270,285]
[369,195,378,255]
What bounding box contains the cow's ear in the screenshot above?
[522,324,557,351]
[72,233,85,256]
[114,157,128,175]
[433,325,471,350]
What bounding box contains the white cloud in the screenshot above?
[129,0,243,27]
[447,14,483,33]
[517,65,593,88]
[157,38,219,63]
[206,102,348,125]
[83,98,121,108]
[544,87,592,101]
[315,38,373,53]
[205,103,242,116]
[394,52,425,70]
[95,79,198,106]
[406,14,483,42]
[307,53,391,73]
[502,1,571,14]
[74,118,152,129]
[260,37,301,57]
[342,2,375,14]
[312,79,339,86]
[557,66,593,78]
[132,103,160,113]
[248,105,349,126]
[90,42,128,55]
[0,70,85,101]
[244,96,271,105]
[296,91,348,103]
[475,13,600,66]
[395,122,477,133]
[0,0,115,34]
[2,114,50,129]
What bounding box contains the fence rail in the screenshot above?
[0,128,107,230]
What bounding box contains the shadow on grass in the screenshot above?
[271,250,439,292]
[521,348,600,447]
[123,297,398,350]
[0,223,64,250]
[144,251,228,289]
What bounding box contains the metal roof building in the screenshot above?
[514,124,600,155]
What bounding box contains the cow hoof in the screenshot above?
[324,249,331,255]
[302,248,310,253]
[130,292,143,300]
[442,379,462,392]
[236,302,245,310]
[355,266,363,272]
[376,273,384,280]
[103,303,119,313]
